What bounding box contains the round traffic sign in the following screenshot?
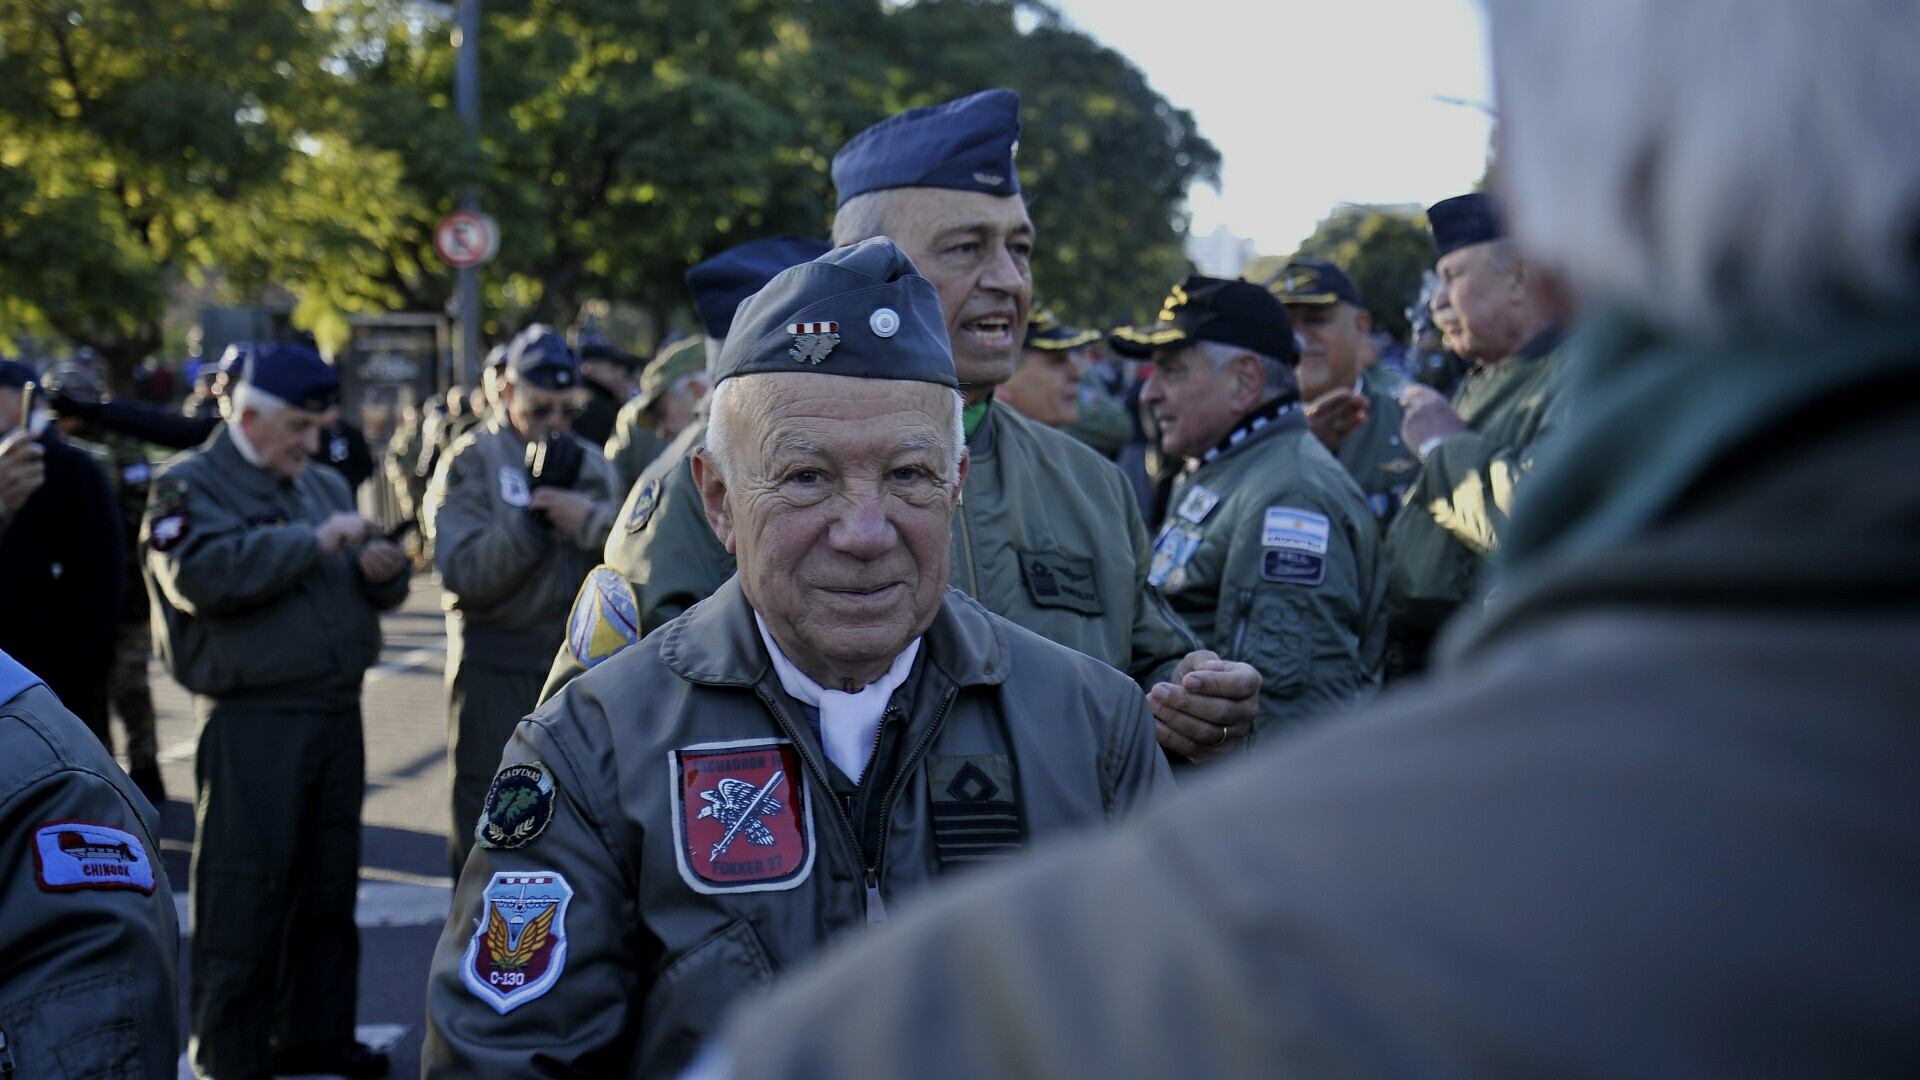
[435,211,499,269]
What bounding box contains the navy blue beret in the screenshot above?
[506,325,580,391]
[1428,193,1503,259]
[686,235,833,342]
[238,342,340,413]
[715,237,956,389]
[0,359,34,390]
[832,89,1022,207]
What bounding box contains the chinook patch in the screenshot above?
[565,565,640,669]
[624,478,659,533]
[475,762,557,851]
[669,738,815,894]
[461,871,573,1013]
[33,821,156,894]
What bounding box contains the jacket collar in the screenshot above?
[208,426,292,496]
[660,576,1011,690]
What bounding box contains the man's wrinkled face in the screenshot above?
[882,189,1034,393]
[243,405,329,482]
[1431,242,1526,362]
[1139,343,1251,460]
[994,347,1083,427]
[697,373,964,683]
[502,378,583,442]
[1288,301,1370,400]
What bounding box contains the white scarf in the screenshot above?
[754,613,920,785]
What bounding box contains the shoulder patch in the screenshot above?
[461,870,574,1013]
[624,478,659,533]
[1148,525,1203,589]
[475,762,558,851]
[565,565,640,669]
[1017,549,1102,616]
[669,738,815,894]
[1262,506,1331,554]
[498,465,532,508]
[33,820,157,894]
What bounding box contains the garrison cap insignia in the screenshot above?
[33,820,157,894]
[624,479,659,533]
[787,322,841,365]
[476,762,558,851]
[670,738,815,893]
[462,870,573,1013]
[565,565,640,670]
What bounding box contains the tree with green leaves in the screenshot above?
[1274,206,1435,342]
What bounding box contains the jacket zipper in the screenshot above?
[957,489,980,597]
[754,688,870,917]
[865,685,960,924]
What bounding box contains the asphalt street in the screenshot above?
[144,572,459,1078]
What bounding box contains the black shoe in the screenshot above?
[270,1041,390,1079]
[129,763,166,807]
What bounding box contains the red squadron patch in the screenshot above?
[669,738,815,894]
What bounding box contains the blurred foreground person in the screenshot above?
[703,3,1920,1075]
[604,334,709,491]
[0,646,180,1076]
[424,239,1170,1076]
[145,343,408,1079]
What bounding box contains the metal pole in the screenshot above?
[455,0,482,389]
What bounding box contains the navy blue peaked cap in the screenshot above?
[234,342,339,413]
[507,324,580,391]
[0,359,34,390]
[715,237,956,389]
[1428,193,1503,259]
[832,89,1022,207]
[686,236,833,342]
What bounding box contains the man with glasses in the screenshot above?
[425,325,621,875]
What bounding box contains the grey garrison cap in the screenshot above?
[712,237,957,389]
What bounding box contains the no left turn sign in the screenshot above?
[435,211,499,269]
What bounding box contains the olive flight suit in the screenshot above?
[1333,372,1420,531]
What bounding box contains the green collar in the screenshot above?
[962,400,992,441]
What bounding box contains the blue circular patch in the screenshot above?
[566,565,641,668]
[625,479,659,533]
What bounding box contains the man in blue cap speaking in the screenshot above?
[829,89,1261,762]
[424,238,1171,1076]
[425,325,623,875]
[144,341,411,1079]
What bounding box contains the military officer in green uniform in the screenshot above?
[1116,277,1384,737]
[426,325,622,875]
[557,91,1261,763]
[1266,258,1420,530]
[425,237,1173,1077]
[603,334,709,492]
[1385,193,1570,674]
[145,342,409,1079]
[995,308,1131,456]
[0,647,180,1078]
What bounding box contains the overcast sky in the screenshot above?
[1047,0,1495,255]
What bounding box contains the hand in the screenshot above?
[1398,384,1469,457]
[1306,387,1370,453]
[314,512,372,554]
[357,538,410,583]
[0,434,46,513]
[1148,650,1260,763]
[530,487,594,539]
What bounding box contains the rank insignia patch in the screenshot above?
[33,821,156,894]
[669,738,815,894]
[498,465,532,508]
[461,871,573,1013]
[475,762,558,851]
[565,565,640,669]
[1176,484,1221,525]
[624,479,659,533]
[787,322,841,366]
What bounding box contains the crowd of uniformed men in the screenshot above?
[4,1,1917,1074]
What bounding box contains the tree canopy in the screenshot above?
[1266,207,1436,342]
[2,0,1220,385]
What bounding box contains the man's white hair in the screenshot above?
[831,190,914,247]
[1485,0,1920,332]
[702,375,966,485]
[225,379,287,421]
[1198,341,1296,405]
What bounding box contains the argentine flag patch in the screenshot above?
[1261,506,1330,586]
